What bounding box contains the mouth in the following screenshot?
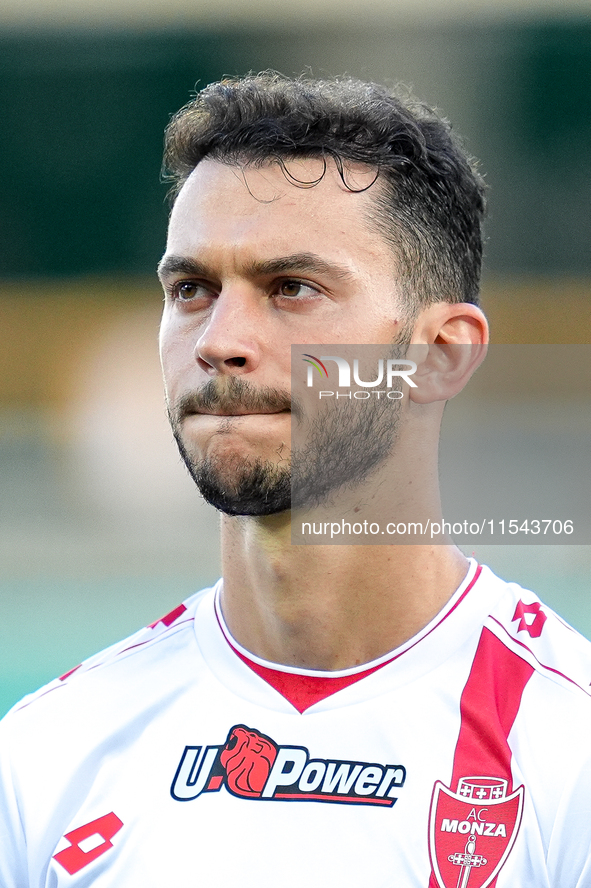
[173,379,293,424]
[186,408,291,418]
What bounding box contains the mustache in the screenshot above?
[170,377,300,422]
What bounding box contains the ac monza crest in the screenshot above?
[429,776,524,888]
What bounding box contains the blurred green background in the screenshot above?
[1,2,590,716]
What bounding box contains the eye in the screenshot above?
[277,280,319,299]
[171,281,211,302]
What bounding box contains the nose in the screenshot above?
[195,289,262,376]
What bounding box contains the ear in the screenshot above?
[407,302,488,404]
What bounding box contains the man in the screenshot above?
[1,73,590,887]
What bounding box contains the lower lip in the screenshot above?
[184,412,290,421]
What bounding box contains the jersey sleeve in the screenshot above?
[545,740,591,888]
[0,717,28,887]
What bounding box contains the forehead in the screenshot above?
[165,158,389,263]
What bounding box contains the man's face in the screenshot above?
[158,158,411,515]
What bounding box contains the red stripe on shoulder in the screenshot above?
[451,627,533,791]
[59,664,82,682]
[148,603,187,629]
[489,615,591,697]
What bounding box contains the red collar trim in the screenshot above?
[227,644,389,713]
[217,564,482,714]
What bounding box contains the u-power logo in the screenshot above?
[303,353,417,400]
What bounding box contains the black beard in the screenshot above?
[168,370,404,517]
[290,391,402,511]
[172,430,292,516]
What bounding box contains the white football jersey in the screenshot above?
[1,560,591,888]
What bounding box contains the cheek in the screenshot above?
[159,317,194,398]
[158,318,173,388]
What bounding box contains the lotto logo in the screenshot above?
[171,724,406,807]
[53,812,123,875]
[512,600,547,638]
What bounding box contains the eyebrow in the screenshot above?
[157,252,354,283]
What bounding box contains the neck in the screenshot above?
[221,519,469,671]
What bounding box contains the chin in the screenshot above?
[178,442,292,516]
[197,469,292,516]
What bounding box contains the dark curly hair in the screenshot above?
[163,73,486,309]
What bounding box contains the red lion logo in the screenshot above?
[220,725,278,798]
